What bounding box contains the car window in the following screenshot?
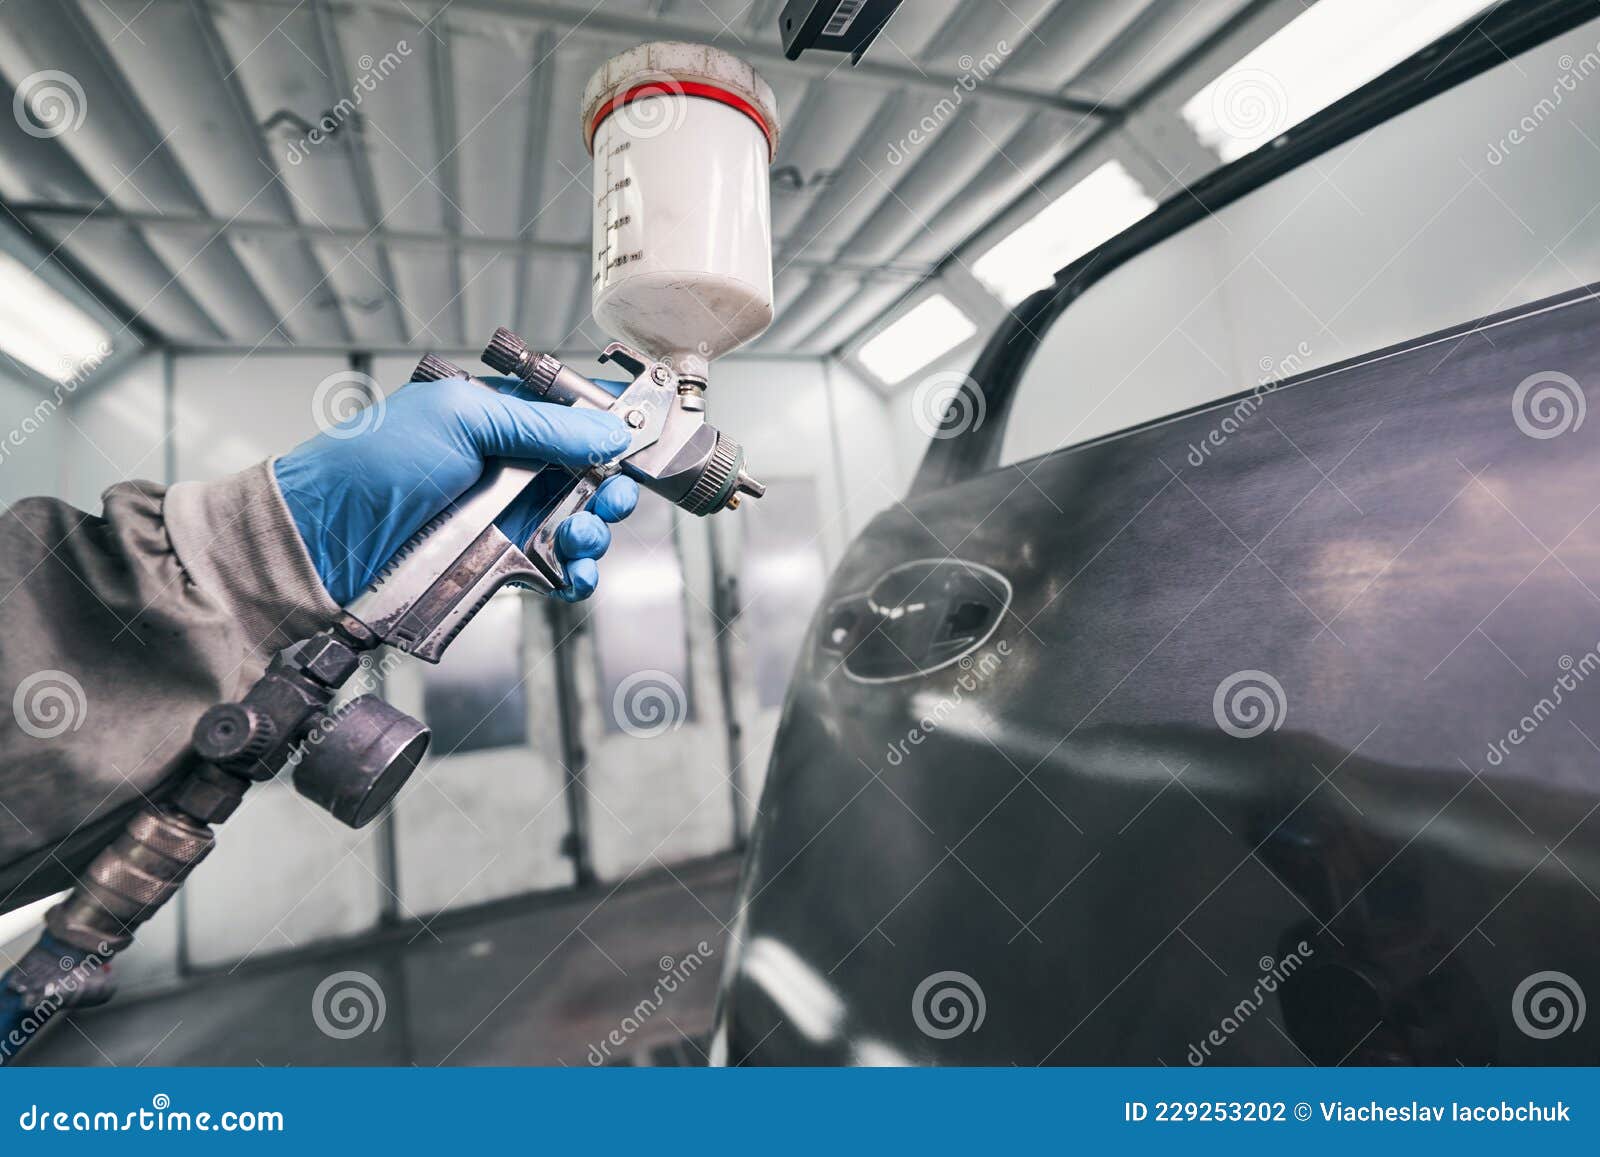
[998,17,1600,468]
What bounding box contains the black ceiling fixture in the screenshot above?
[779,0,903,63]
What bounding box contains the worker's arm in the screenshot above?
[0,374,639,907]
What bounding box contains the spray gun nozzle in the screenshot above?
[734,468,765,501]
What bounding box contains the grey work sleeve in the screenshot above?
[0,461,340,909]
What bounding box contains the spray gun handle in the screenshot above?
[407,353,598,586]
[341,357,587,658]
[350,337,748,662]
[523,468,610,581]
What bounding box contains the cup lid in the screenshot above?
[582,41,780,160]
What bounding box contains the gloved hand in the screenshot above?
[273,375,640,605]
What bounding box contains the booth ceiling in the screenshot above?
[0,0,1256,358]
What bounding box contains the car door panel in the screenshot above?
[715,286,1600,1066]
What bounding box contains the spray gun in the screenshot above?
[345,334,765,670]
[0,40,781,1061]
[0,333,768,1056]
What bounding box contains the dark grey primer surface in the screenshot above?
[717,287,1600,1066]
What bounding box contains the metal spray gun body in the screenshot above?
[0,331,762,1060]
[347,333,763,664]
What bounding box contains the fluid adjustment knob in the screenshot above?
[411,353,468,383]
[481,327,534,378]
[292,696,430,829]
[192,704,276,775]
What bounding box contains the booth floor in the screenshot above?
[21,856,739,1067]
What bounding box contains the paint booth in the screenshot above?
[1,0,1599,1071]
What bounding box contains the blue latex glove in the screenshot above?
[273,375,640,605]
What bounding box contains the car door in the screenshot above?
[712,3,1600,1066]
[715,281,1600,1067]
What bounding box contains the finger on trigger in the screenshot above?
[591,475,640,522]
[559,557,599,601]
[556,512,611,561]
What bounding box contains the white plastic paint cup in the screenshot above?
[582,42,781,385]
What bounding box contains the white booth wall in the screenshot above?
[0,371,65,506]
